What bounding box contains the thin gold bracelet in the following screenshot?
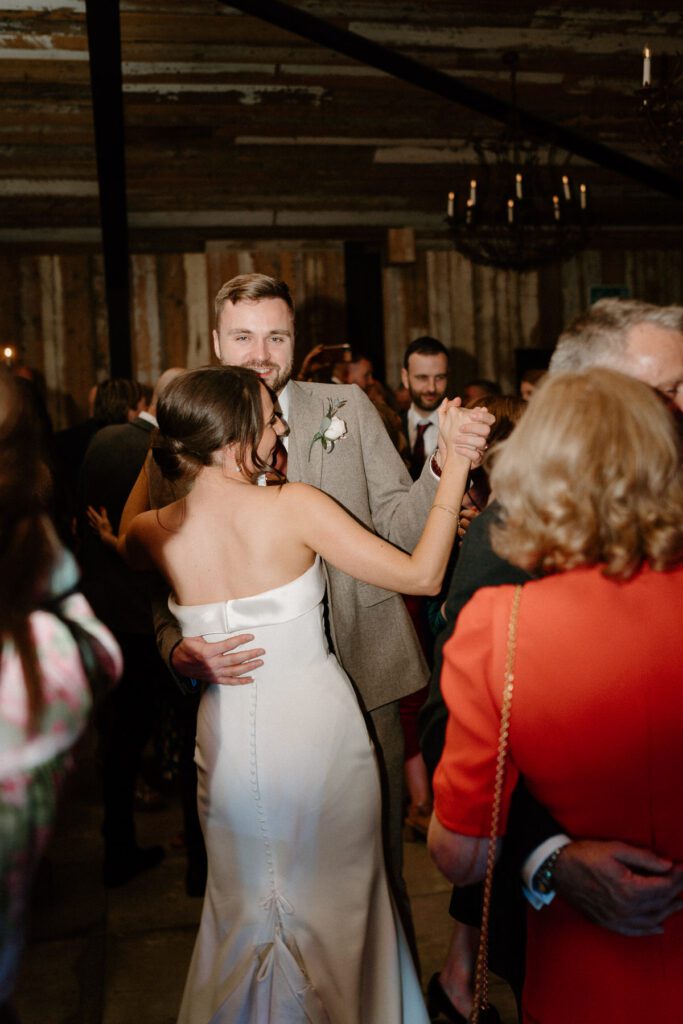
[433,503,459,519]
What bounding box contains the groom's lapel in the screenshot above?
[286,381,324,488]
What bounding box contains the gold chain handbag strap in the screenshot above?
[470,584,523,1024]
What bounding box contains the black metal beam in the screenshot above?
[85,0,132,378]
[223,0,683,202]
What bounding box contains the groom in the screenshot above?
[154,273,492,914]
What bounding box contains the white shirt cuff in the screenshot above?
[522,834,571,910]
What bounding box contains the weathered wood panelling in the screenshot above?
[6,245,346,427]
[6,242,683,428]
[383,247,683,393]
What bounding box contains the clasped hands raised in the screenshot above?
[436,397,494,469]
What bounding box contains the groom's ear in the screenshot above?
[212,329,221,363]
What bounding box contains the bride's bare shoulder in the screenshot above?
[280,481,325,506]
[132,500,184,537]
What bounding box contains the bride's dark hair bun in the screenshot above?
[151,433,200,482]
[152,366,272,484]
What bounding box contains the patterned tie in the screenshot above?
[409,421,430,481]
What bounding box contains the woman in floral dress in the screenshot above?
[0,371,121,1019]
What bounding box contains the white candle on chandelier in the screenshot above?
[515,173,523,200]
[469,179,477,205]
[466,198,474,224]
[552,195,561,222]
[562,175,571,201]
[447,191,455,217]
[579,183,587,210]
[643,47,651,87]
[507,199,514,224]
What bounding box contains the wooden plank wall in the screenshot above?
[383,247,683,393]
[0,245,346,428]
[1,243,681,428]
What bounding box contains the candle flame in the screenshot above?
[3,347,13,358]
[643,47,651,58]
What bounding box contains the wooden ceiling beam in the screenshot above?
[222,0,683,202]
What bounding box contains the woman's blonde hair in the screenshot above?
[490,368,683,579]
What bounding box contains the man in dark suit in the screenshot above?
[400,337,450,480]
[80,368,185,888]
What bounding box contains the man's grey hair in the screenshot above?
[549,299,683,374]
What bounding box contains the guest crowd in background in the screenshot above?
[1,287,682,1024]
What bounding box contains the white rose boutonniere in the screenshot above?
[309,398,347,459]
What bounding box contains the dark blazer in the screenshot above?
[79,417,156,633]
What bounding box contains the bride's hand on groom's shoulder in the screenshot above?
[171,634,266,685]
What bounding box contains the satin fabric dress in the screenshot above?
[173,557,428,1024]
[434,563,683,1024]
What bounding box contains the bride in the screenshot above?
[119,365,474,1024]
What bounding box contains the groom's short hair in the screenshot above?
[214,274,295,328]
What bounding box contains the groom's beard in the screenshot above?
[243,359,292,395]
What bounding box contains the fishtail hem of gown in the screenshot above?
[201,928,330,1024]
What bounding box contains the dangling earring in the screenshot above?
[234,460,242,474]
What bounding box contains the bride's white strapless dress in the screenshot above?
[172,556,428,1024]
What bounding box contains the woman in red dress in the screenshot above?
[429,368,683,1024]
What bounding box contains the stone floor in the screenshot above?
[12,736,518,1024]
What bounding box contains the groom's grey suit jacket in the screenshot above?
[154,381,437,712]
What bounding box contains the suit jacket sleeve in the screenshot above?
[354,387,438,551]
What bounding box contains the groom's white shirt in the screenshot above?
[277,380,291,444]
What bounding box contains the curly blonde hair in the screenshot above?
[489,369,683,579]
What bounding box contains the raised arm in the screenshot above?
[352,387,493,553]
[292,405,472,595]
[120,455,153,535]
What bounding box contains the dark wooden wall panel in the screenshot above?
[158,253,189,371]
[60,254,99,423]
[0,255,22,355]
[383,246,683,394]
[4,243,681,428]
[19,258,44,377]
